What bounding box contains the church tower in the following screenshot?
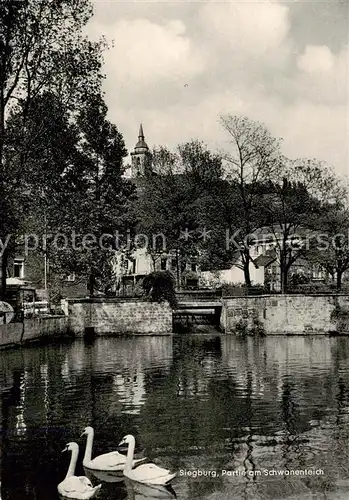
[130,124,152,177]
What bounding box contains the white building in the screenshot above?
[201,226,326,291]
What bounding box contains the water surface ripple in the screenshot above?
[1,334,349,499]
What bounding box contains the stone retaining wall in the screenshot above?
[221,295,349,335]
[0,316,69,348]
[62,298,173,336]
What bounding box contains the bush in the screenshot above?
[132,280,147,298]
[287,283,339,294]
[221,282,267,296]
[142,271,178,308]
[288,273,310,286]
[181,270,199,289]
[235,316,265,337]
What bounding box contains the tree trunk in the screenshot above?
[336,269,343,291]
[176,249,180,289]
[242,249,252,288]
[151,254,158,272]
[88,271,95,297]
[280,264,289,294]
[0,248,8,300]
[0,97,6,300]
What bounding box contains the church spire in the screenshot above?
[134,123,148,152]
[139,123,144,141]
[131,122,151,177]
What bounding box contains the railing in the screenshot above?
[23,301,49,318]
[175,290,222,302]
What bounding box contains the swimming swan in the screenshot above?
[81,426,146,472]
[119,435,176,485]
[58,442,101,499]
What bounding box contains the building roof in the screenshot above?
[253,248,277,268]
[251,224,318,241]
[133,123,149,152]
[6,277,31,286]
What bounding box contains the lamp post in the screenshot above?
[42,185,48,291]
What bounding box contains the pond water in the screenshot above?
[1,334,349,500]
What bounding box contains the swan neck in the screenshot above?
[84,430,93,462]
[125,437,136,472]
[66,447,78,478]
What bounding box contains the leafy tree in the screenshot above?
[219,115,282,286]
[135,141,222,287]
[6,91,135,297]
[198,178,240,271]
[6,90,84,216]
[50,94,136,296]
[0,0,104,297]
[4,91,87,292]
[142,270,177,308]
[259,159,339,293]
[307,201,349,291]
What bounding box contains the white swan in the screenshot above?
[58,442,101,499]
[119,435,176,486]
[81,426,146,472]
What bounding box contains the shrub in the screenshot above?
[287,283,339,294]
[235,319,249,336]
[221,282,267,296]
[133,280,147,298]
[142,271,178,308]
[235,316,265,337]
[289,273,310,286]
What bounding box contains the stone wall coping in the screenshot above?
[222,294,349,299]
[176,290,220,295]
[25,315,66,320]
[65,294,349,304]
[64,297,166,304]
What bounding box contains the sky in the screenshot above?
[87,0,349,179]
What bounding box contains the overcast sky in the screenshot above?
[87,0,348,179]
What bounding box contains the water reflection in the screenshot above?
[125,480,177,500]
[84,467,124,484]
[0,334,348,499]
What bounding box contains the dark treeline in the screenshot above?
[135,118,348,293]
[0,0,135,298]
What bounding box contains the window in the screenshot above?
[171,258,177,269]
[153,234,166,252]
[161,258,167,271]
[191,263,197,272]
[132,259,136,274]
[13,260,24,279]
[66,273,76,282]
[312,266,323,279]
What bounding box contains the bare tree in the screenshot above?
[220,115,282,286]
[261,159,344,293]
[305,174,349,291]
